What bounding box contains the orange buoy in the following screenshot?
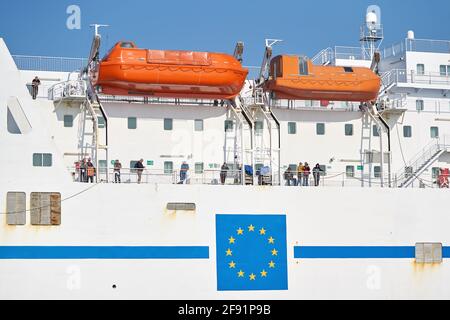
[92,42,248,99]
[264,55,381,102]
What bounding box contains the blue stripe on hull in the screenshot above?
[0,246,210,260]
[294,246,416,259]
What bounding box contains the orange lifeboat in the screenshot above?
[264,55,381,102]
[92,41,248,99]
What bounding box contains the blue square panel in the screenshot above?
[216,214,288,291]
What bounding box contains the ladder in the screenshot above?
[360,103,389,187]
[227,97,254,184]
[79,96,109,182]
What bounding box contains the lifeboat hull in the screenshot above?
[265,77,381,102]
[92,42,248,100]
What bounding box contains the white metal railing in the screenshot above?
[48,80,87,101]
[67,165,449,189]
[269,99,361,112]
[382,38,450,59]
[381,69,450,88]
[12,55,88,72]
[312,47,334,65]
[334,46,372,61]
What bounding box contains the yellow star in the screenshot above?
[268,237,275,244]
[260,228,267,235]
[248,225,256,232]
[226,249,233,256]
[261,270,268,278]
[249,273,257,281]
[269,261,276,269]
[229,261,236,269]
[272,249,278,256]
[237,228,244,236]
[229,237,236,244]
[237,270,245,278]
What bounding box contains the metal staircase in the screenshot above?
[396,137,449,188]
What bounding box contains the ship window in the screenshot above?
[416,100,424,112]
[316,123,325,135]
[120,42,134,48]
[373,125,380,137]
[30,192,61,226]
[288,122,297,135]
[64,115,73,128]
[195,119,204,132]
[195,163,204,174]
[344,67,354,73]
[417,64,425,76]
[431,127,439,138]
[255,121,264,135]
[319,165,327,177]
[33,153,52,167]
[128,117,137,130]
[225,120,234,132]
[98,160,108,175]
[164,161,173,174]
[345,124,354,136]
[439,65,450,76]
[415,243,443,264]
[6,192,26,226]
[299,57,309,76]
[164,119,173,131]
[98,116,105,129]
[130,161,139,169]
[346,166,355,178]
[403,126,412,138]
[432,167,440,179]
[374,166,381,178]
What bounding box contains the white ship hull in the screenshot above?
[1,183,449,300]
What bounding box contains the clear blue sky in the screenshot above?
[0,0,449,66]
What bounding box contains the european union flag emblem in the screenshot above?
[216,215,288,291]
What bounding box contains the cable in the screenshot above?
[0,182,101,215]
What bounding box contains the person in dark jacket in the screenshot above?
[31,76,41,100]
[313,164,324,187]
[303,163,311,186]
[220,163,229,185]
[134,159,145,184]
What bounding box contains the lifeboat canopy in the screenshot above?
[92,41,248,100]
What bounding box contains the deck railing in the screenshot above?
[12,55,88,72]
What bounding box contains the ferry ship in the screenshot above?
[1,6,450,300]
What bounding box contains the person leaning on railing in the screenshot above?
[31,76,41,100]
[114,160,122,184]
[134,159,145,184]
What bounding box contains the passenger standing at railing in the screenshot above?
[86,158,96,183]
[313,164,324,187]
[31,76,41,100]
[298,163,304,187]
[80,158,87,183]
[114,160,122,184]
[220,163,229,185]
[303,163,311,187]
[180,162,190,184]
[134,159,145,184]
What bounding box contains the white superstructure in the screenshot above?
[1,8,450,299]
